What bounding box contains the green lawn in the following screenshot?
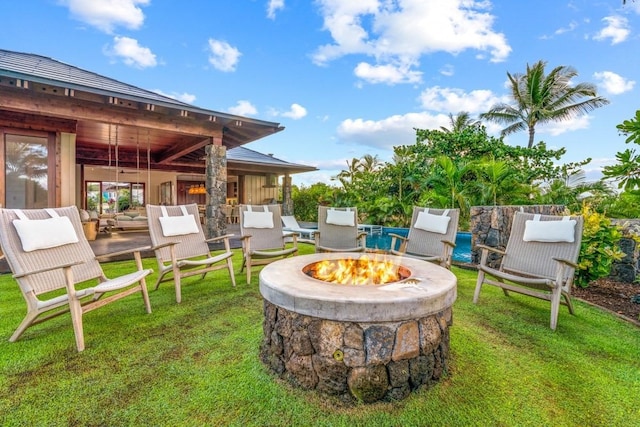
[1,243,639,426]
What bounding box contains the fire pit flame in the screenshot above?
[303,254,410,286]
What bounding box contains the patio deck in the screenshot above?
[0,224,244,273]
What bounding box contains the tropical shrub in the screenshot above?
[575,204,625,288]
[291,183,339,222]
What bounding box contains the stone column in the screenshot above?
[205,144,227,238]
[282,174,293,216]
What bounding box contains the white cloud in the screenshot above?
[292,170,340,188]
[207,39,241,72]
[280,103,308,120]
[354,62,422,85]
[61,0,148,34]
[312,0,511,84]
[107,36,157,68]
[418,86,502,114]
[594,15,630,44]
[334,85,510,151]
[439,64,455,77]
[554,20,578,35]
[267,0,285,19]
[152,89,196,104]
[539,115,592,137]
[593,71,635,95]
[228,100,258,116]
[337,112,450,150]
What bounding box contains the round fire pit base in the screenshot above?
[260,300,452,403]
[259,253,457,404]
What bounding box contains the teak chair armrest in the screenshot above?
[204,234,234,244]
[150,242,178,251]
[94,246,152,260]
[552,257,579,269]
[476,244,506,256]
[13,260,84,279]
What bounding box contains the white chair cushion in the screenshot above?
[159,214,199,237]
[13,217,79,252]
[326,209,355,227]
[414,211,450,234]
[523,219,576,243]
[243,211,274,228]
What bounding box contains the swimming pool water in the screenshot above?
[365,228,471,263]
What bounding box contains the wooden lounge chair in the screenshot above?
[146,204,236,303]
[389,207,460,269]
[314,206,367,253]
[239,204,298,284]
[473,211,584,330]
[0,206,152,352]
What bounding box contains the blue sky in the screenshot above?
[3,0,639,186]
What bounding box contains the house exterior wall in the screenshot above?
[243,175,279,205]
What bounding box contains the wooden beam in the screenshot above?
[156,137,211,164]
[0,110,77,133]
[0,87,225,137]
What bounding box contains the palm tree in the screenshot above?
[470,157,536,206]
[359,154,382,173]
[333,158,362,189]
[426,156,473,210]
[480,60,609,148]
[440,111,481,133]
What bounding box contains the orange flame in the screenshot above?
[306,255,404,285]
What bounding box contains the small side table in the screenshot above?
[82,220,98,241]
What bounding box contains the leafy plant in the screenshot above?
[291,182,338,221]
[602,110,640,192]
[575,204,625,288]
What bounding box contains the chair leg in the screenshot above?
[227,257,236,287]
[550,287,562,331]
[246,257,252,285]
[69,296,85,352]
[140,278,152,314]
[153,267,169,291]
[173,264,182,304]
[9,310,40,342]
[473,270,485,303]
[563,292,575,315]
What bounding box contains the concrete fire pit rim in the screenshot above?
[259,253,457,322]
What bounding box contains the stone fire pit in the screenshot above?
[259,253,457,403]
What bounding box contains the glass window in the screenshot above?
[85,181,145,214]
[4,134,49,209]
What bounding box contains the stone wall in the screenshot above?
[260,300,452,404]
[610,219,640,283]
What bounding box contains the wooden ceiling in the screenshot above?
[0,79,285,174]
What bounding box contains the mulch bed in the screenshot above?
[573,279,640,324]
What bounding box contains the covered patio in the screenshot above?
[0,49,315,238]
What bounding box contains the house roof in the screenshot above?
[0,49,282,133]
[0,49,193,109]
[227,146,316,174]
[0,49,315,174]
